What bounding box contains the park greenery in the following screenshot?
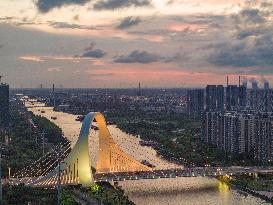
[2,184,56,205]
[218,173,273,195]
[0,104,67,204]
[84,182,135,205]
[106,111,257,167]
[0,104,65,177]
[60,188,78,205]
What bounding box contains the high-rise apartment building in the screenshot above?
[205,85,224,112]
[264,81,270,90]
[216,85,224,112]
[202,111,273,162]
[263,89,273,112]
[187,89,204,116]
[0,83,9,126]
[238,85,247,109]
[226,85,239,111]
[252,113,273,161]
[252,81,258,90]
[202,112,221,145]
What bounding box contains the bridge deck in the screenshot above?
[93,167,273,182]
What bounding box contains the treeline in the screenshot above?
[33,115,65,144]
[106,111,257,167]
[0,104,70,204]
[2,184,56,205]
[83,182,135,205]
[0,104,133,205]
[0,105,66,176]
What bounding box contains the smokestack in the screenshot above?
[227,76,229,87]
[53,84,55,93]
[138,82,141,96]
[239,76,241,87]
[40,84,43,89]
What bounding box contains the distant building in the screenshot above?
[252,81,258,90]
[202,112,222,146]
[226,85,239,111]
[187,89,204,116]
[252,113,273,161]
[216,85,225,112]
[264,81,270,90]
[238,85,247,109]
[202,111,273,162]
[0,83,9,126]
[205,85,224,112]
[206,85,216,111]
[243,81,248,88]
[249,89,261,111]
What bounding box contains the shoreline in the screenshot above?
[23,97,271,205]
[218,177,273,203]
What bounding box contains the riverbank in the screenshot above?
[20,97,135,204]
[218,176,273,203]
[22,97,271,205]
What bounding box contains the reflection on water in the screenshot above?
[121,178,269,205]
[25,99,270,205]
[218,181,230,198]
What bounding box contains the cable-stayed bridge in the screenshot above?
[10,112,273,187]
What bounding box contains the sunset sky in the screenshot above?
[1,0,273,88]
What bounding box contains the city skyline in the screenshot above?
[1,0,273,88]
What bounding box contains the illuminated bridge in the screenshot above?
[11,112,273,187]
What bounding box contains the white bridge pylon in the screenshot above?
[27,112,151,187]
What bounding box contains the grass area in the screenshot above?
[230,174,273,191]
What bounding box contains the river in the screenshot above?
[24,97,270,205]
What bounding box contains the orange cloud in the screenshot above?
[19,56,44,62]
[47,67,62,72]
[168,23,206,32]
[86,63,235,87]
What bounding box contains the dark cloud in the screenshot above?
[164,53,188,63]
[232,8,265,24]
[76,42,107,58]
[114,50,161,64]
[0,44,4,49]
[80,49,106,58]
[208,32,273,67]
[35,0,91,13]
[93,0,151,10]
[116,16,141,29]
[207,4,273,69]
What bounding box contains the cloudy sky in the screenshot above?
[0,0,273,88]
